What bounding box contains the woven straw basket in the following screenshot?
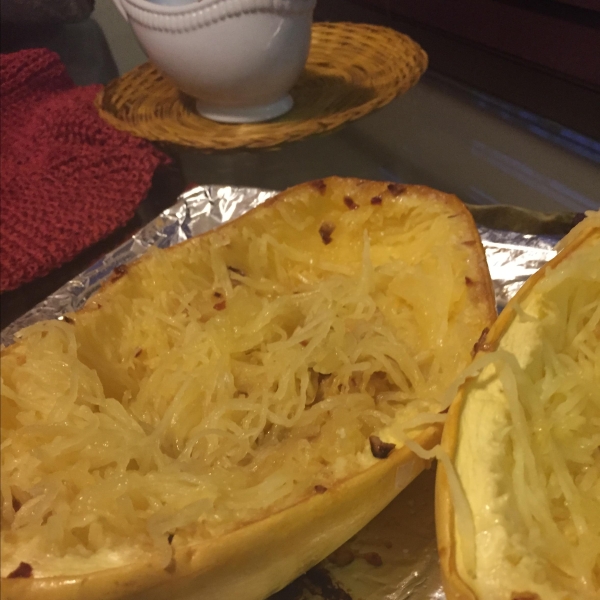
[96,22,428,150]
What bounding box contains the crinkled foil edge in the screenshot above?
[1,185,558,347]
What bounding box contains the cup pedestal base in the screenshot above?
[195,95,293,124]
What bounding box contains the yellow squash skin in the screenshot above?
[436,217,600,600]
[1,178,496,600]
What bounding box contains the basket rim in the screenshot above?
[96,22,428,151]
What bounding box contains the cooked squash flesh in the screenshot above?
[453,232,600,600]
[1,179,494,585]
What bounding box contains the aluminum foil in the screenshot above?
[0,185,560,600]
[1,186,274,347]
[480,226,557,312]
[275,467,444,600]
[1,185,558,347]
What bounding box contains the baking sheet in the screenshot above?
[0,185,560,600]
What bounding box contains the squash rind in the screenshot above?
[436,220,600,600]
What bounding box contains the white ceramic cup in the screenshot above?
[112,0,316,123]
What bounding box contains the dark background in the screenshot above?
[314,0,600,139]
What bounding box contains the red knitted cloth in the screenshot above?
[0,49,169,292]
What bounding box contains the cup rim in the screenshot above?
[120,0,315,16]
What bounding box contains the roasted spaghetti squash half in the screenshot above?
[436,211,600,600]
[1,178,495,600]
